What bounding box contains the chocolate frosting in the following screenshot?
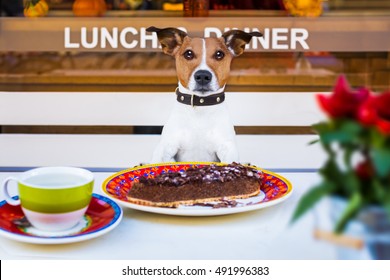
[138,163,262,187]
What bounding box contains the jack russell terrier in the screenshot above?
[147,26,262,163]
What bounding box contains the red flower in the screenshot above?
[355,159,374,181]
[358,92,390,135]
[317,75,370,118]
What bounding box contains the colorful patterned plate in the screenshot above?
[102,162,293,216]
[0,193,122,244]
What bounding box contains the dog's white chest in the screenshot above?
[152,102,237,163]
[171,104,225,161]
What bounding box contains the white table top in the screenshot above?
[0,171,370,260]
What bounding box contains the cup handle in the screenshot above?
[2,177,20,206]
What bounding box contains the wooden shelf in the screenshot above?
[0,69,371,92]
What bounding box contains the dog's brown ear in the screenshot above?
[147,26,188,56]
[222,30,262,57]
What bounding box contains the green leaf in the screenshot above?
[370,127,387,147]
[334,192,362,233]
[342,170,361,196]
[319,158,342,183]
[371,148,390,178]
[342,145,355,168]
[291,182,335,224]
[312,122,332,134]
[340,120,363,134]
[372,178,386,204]
[316,120,363,146]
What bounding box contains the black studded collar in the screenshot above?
[176,89,225,107]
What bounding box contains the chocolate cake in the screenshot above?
[127,163,263,208]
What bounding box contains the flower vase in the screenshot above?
[330,196,390,260]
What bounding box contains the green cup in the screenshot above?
[1,167,94,232]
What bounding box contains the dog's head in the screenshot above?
[147,26,262,95]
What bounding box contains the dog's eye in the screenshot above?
[183,50,194,60]
[214,50,225,61]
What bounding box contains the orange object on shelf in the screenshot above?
[72,0,107,17]
[24,0,49,17]
[163,3,184,11]
[283,0,323,17]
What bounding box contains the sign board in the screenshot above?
[0,17,389,52]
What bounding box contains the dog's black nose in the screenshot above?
[194,70,212,85]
